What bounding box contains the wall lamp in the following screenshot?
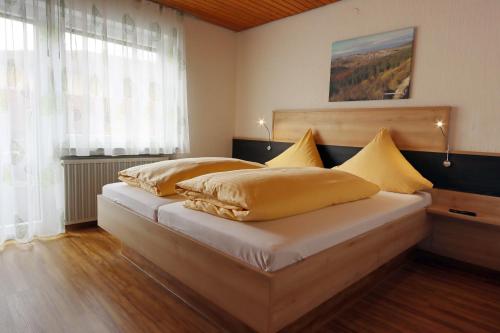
[436,120,451,168]
[258,119,272,151]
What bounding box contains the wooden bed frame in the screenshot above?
[98,196,429,332]
[98,106,450,332]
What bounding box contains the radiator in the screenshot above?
[62,156,169,225]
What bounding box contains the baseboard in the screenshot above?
[66,221,98,231]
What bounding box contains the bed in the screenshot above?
[158,191,431,272]
[98,106,450,333]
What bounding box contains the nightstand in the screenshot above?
[426,189,500,227]
[423,189,500,271]
[427,205,500,227]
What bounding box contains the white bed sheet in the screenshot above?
[157,191,431,272]
[102,182,182,221]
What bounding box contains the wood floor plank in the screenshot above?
[0,229,219,333]
[1,228,500,333]
[326,258,500,333]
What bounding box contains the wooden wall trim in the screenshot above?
[451,150,500,157]
[272,107,451,152]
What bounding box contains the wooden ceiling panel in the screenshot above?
[154,0,339,31]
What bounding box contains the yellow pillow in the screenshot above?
[334,129,433,194]
[266,129,324,168]
[118,157,264,196]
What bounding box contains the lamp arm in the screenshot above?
[439,127,451,167]
[263,124,272,151]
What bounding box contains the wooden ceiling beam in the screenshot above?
[154,0,339,31]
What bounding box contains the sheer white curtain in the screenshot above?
[0,0,188,246]
[0,0,65,244]
[62,0,189,156]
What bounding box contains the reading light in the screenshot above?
[436,120,451,168]
[258,119,272,151]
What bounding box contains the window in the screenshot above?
[62,8,189,156]
[0,0,187,245]
[2,2,189,157]
[0,16,34,51]
[0,16,34,94]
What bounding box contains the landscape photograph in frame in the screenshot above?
[329,27,415,102]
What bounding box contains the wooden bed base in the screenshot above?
[98,195,430,333]
[121,243,416,332]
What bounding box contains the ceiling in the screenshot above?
[155,0,339,32]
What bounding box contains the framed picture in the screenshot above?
[329,27,415,102]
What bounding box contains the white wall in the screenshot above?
[184,16,236,157]
[235,0,500,153]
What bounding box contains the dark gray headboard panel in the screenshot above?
[232,138,500,197]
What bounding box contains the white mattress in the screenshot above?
[102,182,182,221]
[157,191,431,272]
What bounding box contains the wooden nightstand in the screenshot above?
[426,189,500,227]
[427,206,500,227]
[422,189,500,271]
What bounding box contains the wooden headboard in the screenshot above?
[272,106,451,152]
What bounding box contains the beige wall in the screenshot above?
[184,16,236,157]
[235,0,500,153]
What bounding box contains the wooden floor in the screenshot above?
[1,228,500,333]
